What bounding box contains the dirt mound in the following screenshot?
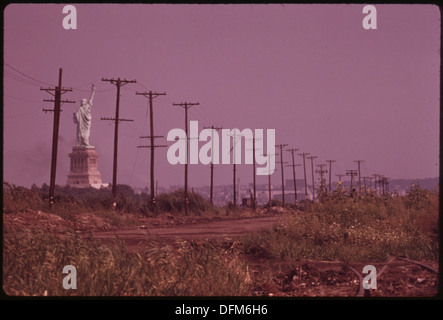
[3,210,114,233]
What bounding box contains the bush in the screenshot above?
[3,182,45,213]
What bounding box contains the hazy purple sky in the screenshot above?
[3,4,440,190]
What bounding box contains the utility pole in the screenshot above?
[101,77,136,209]
[372,174,379,196]
[315,164,328,201]
[363,176,367,193]
[286,148,300,208]
[325,160,336,194]
[346,169,358,195]
[336,174,345,183]
[307,155,318,202]
[136,91,166,210]
[41,68,75,208]
[276,144,288,206]
[315,164,328,181]
[377,175,389,195]
[203,125,222,205]
[377,175,385,195]
[362,176,372,194]
[365,176,374,194]
[227,131,242,207]
[354,160,365,194]
[246,136,261,211]
[173,102,199,215]
[264,152,278,212]
[298,152,310,209]
[251,137,257,209]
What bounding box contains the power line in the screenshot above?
[3,93,42,103]
[5,62,54,86]
[4,70,44,88]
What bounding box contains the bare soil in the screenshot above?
[3,209,440,298]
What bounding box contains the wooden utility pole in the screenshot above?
[315,163,328,200]
[276,144,288,206]
[203,125,222,205]
[101,77,136,208]
[336,174,345,183]
[41,68,75,208]
[252,137,257,209]
[265,152,277,212]
[377,175,389,195]
[354,160,365,194]
[372,174,379,196]
[298,152,310,209]
[245,136,261,210]
[315,164,328,180]
[136,91,166,210]
[307,155,318,202]
[325,160,336,193]
[227,131,242,207]
[173,102,199,215]
[346,169,358,194]
[362,176,372,194]
[286,148,300,208]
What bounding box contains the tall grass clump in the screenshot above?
[156,189,217,216]
[242,192,439,263]
[3,182,220,218]
[3,182,46,213]
[3,228,251,296]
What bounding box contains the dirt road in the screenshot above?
[92,215,284,250]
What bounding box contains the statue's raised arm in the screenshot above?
[89,84,96,106]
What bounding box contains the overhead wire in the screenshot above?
[4,62,55,86]
[4,70,43,88]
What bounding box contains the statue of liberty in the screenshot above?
[74,84,96,147]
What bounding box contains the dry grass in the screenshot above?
[242,193,439,263]
[3,226,252,296]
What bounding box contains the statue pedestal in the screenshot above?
[67,146,107,188]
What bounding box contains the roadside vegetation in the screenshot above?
[243,184,439,263]
[2,181,439,296]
